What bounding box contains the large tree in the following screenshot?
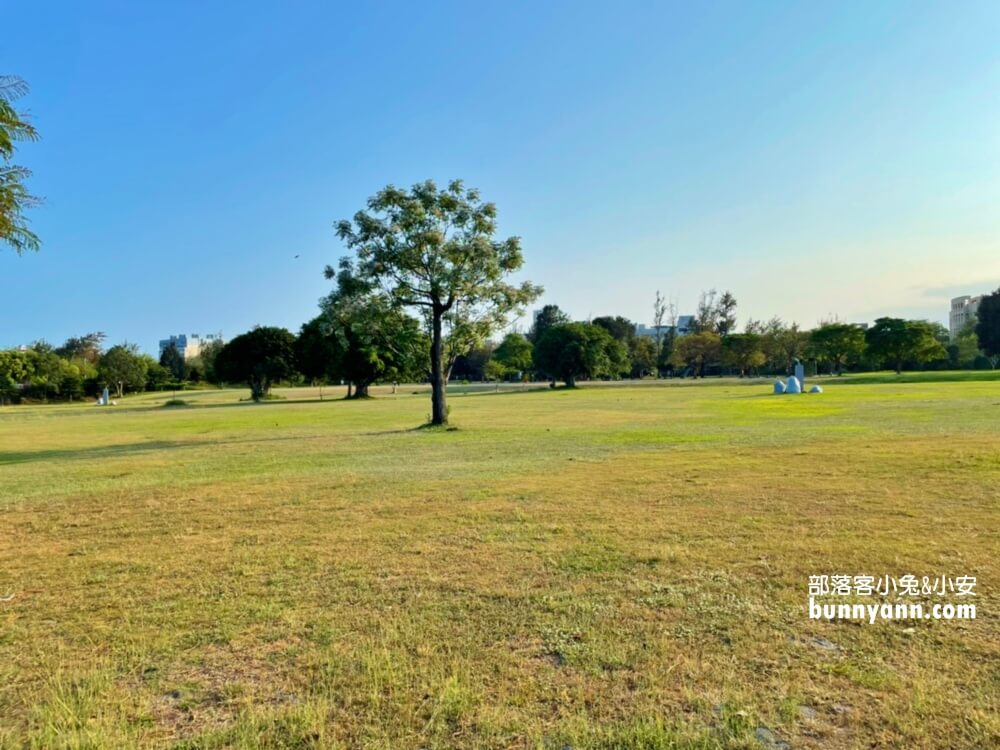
[676,331,722,377]
[533,323,618,387]
[214,327,297,401]
[334,180,541,425]
[975,288,1000,365]
[1,75,40,254]
[159,342,187,381]
[592,315,635,342]
[55,332,106,364]
[98,344,148,398]
[865,318,947,374]
[318,262,427,398]
[492,332,533,377]
[722,333,765,377]
[808,323,866,375]
[528,304,569,344]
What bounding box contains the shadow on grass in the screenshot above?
[0,433,339,466]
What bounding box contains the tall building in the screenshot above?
[158,333,223,360]
[949,296,982,340]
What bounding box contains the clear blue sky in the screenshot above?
[3,1,999,352]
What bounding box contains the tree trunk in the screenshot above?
[430,308,448,425]
[346,381,353,399]
[353,381,370,398]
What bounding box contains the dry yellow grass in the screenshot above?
[0,379,997,748]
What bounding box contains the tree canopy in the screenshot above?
[214,327,297,401]
[975,288,1000,361]
[334,179,541,424]
[0,75,40,254]
[533,323,619,387]
[808,323,866,375]
[98,344,148,398]
[865,318,946,374]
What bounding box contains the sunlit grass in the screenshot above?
[1,379,998,748]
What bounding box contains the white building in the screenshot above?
[158,333,223,360]
[949,296,982,340]
[635,315,695,339]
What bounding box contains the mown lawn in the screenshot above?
[0,380,997,749]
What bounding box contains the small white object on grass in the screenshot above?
[773,380,786,394]
[809,385,823,394]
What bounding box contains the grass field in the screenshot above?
[1,378,998,749]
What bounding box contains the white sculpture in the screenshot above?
[773,380,786,394]
[785,376,802,394]
[809,385,823,394]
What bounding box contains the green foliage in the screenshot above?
[721,333,766,376]
[592,315,635,342]
[158,342,187,380]
[628,336,657,378]
[195,338,226,384]
[98,344,148,398]
[144,360,172,391]
[214,326,298,401]
[0,75,40,254]
[334,179,542,424]
[54,332,105,363]
[315,267,427,397]
[528,304,570,344]
[676,331,722,376]
[532,322,619,386]
[808,323,866,375]
[692,289,737,336]
[975,288,1000,359]
[865,317,948,373]
[492,332,533,377]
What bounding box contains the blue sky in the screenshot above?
[2,1,999,351]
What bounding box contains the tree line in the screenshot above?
[4,177,1000,420]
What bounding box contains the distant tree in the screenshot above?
[975,288,1000,366]
[29,340,53,354]
[98,344,148,398]
[947,322,981,369]
[197,339,225,384]
[334,180,541,425]
[692,289,718,334]
[865,318,947,374]
[319,264,428,398]
[452,342,494,382]
[533,323,618,387]
[295,317,342,388]
[145,360,172,391]
[658,299,680,375]
[629,336,657,378]
[808,323,866,375]
[492,332,533,377]
[159,342,187,381]
[715,291,738,336]
[1,75,41,254]
[652,290,667,372]
[55,332,106,363]
[528,304,570,344]
[592,315,635,342]
[722,333,765,377]
[676,331,722,377]
[214,327,297,401]
[767,320,808,374]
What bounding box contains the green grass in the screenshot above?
[1,380,998,748]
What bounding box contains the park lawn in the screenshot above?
[0,380,997,749]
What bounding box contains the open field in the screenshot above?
[1,380,998,749]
